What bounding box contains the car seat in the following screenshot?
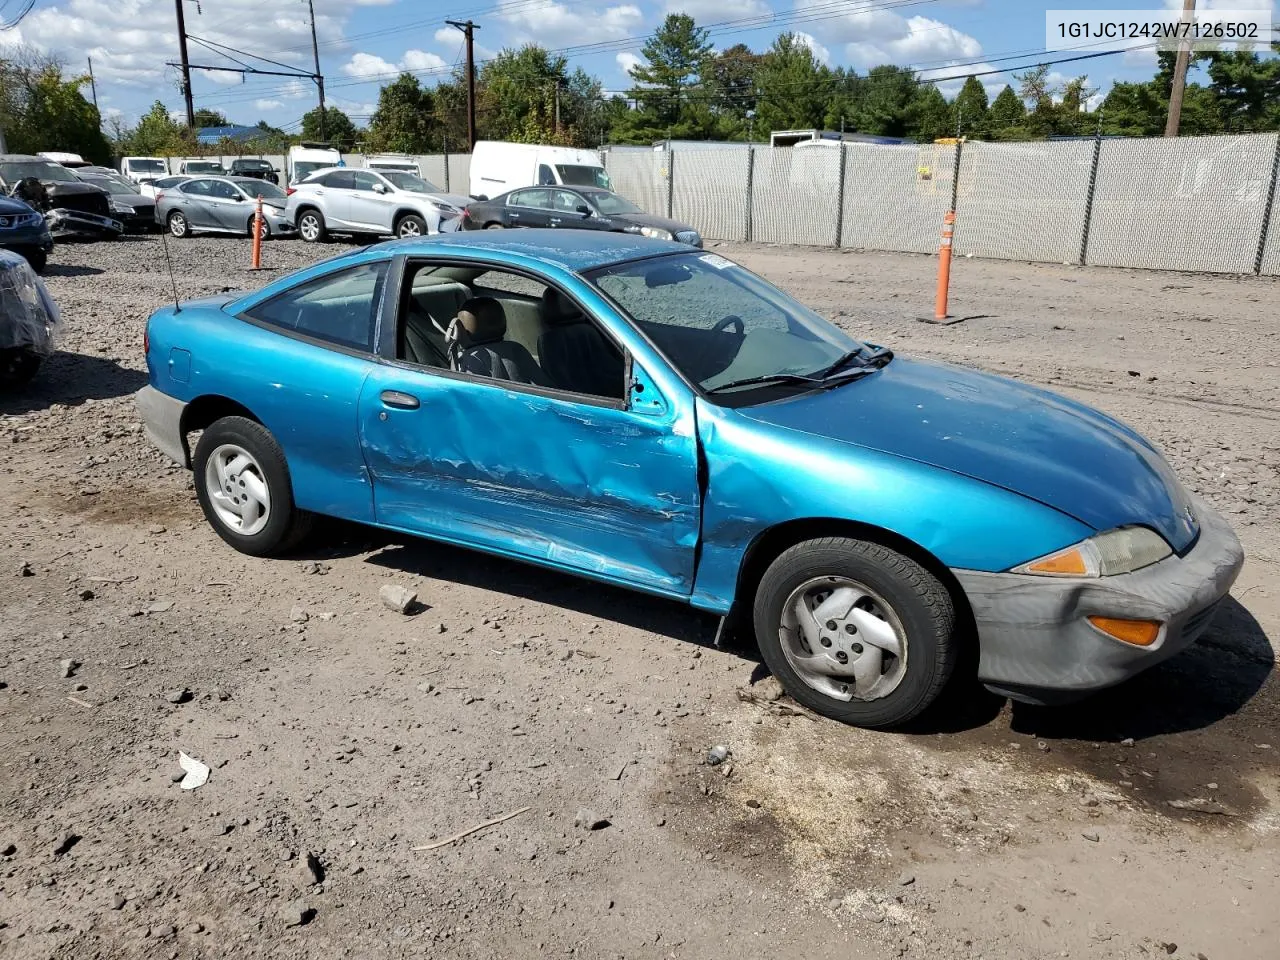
[536,287,624,398]
[448,297,550,387]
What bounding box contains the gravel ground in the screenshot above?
[1,233,1278,960]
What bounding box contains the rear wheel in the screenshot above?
[752,537,957,729]
[0,347,42,390]
[297,210,326,243]
[485,222,504,230]
[192,416,312,556]
[22,248,47,273]
[167,210,189,238]
[396,214,427,238]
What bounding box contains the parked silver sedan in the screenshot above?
[157,176,296,239]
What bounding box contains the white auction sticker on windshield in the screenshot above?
[699,253,735,270]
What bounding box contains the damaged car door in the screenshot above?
[357,258,703,598]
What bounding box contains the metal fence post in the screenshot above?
[833,141,847,247]
[666,149,674,219]
[443,139,451,192]
[1254,133,1280,275]
[744,146,755,243]
[1079,131,1104,266]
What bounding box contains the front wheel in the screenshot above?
[297,210,327,243]
[23,248,47,273]
[167,210,189,238]
[752,537,957,729]
[396,214,426,238]
[248,215,270,240]
[485,222,504,230]
[0,347,42,391]
[192,416,312,557]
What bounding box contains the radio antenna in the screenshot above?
[159,227,181,313]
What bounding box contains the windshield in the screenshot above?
[235,160,271,170]
[373,163,417,174]
[233,179,286,199]
[587,191,641,215]
[0,160,78,183]
[589,252,868,400]
[186,162,224,173]
[127,159,166,173]
[85,176,140,195]
[556,164,611,189]
[381,171,441,193]
[292,161,331,180]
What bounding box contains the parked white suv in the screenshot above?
[284,167,470,242]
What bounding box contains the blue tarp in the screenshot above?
[196,125,265,145]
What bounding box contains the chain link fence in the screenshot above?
[603,132,1280,276]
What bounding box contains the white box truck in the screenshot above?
[365,154,421,177]
[468,141,611,199]
[286,143,342,186]
[120,156,168,183]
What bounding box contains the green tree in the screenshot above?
[953,76,989,137]
[192,108,229,128]
[700,43,760,139]
[621,13,713,138]
[905,83,954,141]
[126,100,190,154]
[366,73,437,152]
[1202,49,1280,132]
[849,65,917,136]
[301,106,358,147]
[0,47,111,162]
[477,46,600,147]
[754,33,829,134]
[1015,64,1058,137]
[986,84,1028,139]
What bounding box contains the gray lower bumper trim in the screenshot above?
[956,496,1244,702]
[135,385,188,466]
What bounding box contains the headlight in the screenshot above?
[110,200,133,215]
[640,226,674,242]
[1012,527,1172,578]
[6,212,41,228]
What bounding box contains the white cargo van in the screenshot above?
[365,154,421,177]
[468,141,610,199]
[120,156,168,183]
[287,143,342,186]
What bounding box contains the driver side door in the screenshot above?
[346,170,396,233]
[206,180,249,232]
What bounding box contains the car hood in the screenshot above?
[45,181,108,198]
[109,194,153,209]
[616,212,695,235]
[737,356,1198,553]
[0,196,35,215]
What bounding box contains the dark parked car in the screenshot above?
[460,186,701,247]
[0,154,121,241]
[75,170,158,233]
[228,158,280,185]
[0,194,53,272]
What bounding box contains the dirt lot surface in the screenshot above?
[2,234,1277,960]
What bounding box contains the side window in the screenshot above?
[209,181,240,200]
[554,190,583,212]
[351,171,382,192]
[243,261,388,352]
[537,164,555,185]
[180,179,210,196]
[508,189,534,207]
[323,170,355,189]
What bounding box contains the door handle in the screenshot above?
[549,217,562,225]
[380,390,420,410]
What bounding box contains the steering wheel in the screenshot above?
[714,315,745,336]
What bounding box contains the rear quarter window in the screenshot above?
[241,261,389,352]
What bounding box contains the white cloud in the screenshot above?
[254,99,285,110]
[342,52,399,79]
[401,49,447,72]
[496,0,643,48]
[663,0,768,18]
[342,48,449,81]
[616,51,643,78]
[794,31,830,66]
[794,1,983,70]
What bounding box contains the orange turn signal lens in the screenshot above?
[1024,547,1089,576]
[1087,616,1162,647]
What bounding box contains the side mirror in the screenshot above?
[374,183,389,194]
[576,203,592,216]
[628,364,668,417]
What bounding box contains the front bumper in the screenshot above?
[0,224,54,255]
[46,208,123,241]
[135,385,189,467]
[956,496,1244,704]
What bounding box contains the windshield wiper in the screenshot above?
[813,346,894,381]
[705,373,823,395]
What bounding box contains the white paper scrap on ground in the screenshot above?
[178,751,211,790]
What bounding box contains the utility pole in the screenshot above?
[553,79,561,135]
[447,19,479,149]
[174,0,195,127]
[1164,0,1197,137]
[307,0,327,141]
[87,57,100,118]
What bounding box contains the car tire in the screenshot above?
[485,222,504,230]
[248,215,270,240]
[23,249,47,273]
[752,537,957,729]
[192,416,312,557]
[297,210,327,243]
[167,210,190,238]
[0,347,42,391]
[395,214,427,238]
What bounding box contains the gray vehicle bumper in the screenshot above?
[956,496,1244,704]
[136,385,188,467]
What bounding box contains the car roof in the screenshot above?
[383,229,687,272]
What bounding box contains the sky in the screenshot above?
[1,0,1276,132]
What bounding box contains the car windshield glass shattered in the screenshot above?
[1,161,78,183]
[556,164,611,189]
[381,172,441,194]
[589,252,884,400]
